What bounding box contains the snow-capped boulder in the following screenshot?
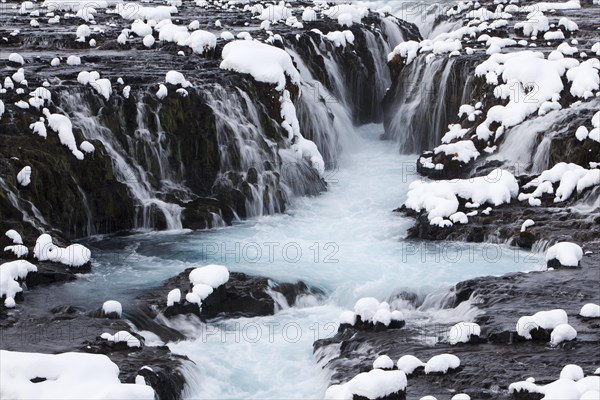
[372,355,394,370]
[545,242,584,268]
[424,354,461,374]
[580,303,600,318]
[101,300,122,319]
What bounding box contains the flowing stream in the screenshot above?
[56,124,544,398]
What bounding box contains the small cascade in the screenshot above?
[0,177,46,230]
[383,55,478,154]
[531,137,552,174]
[57,91,184,230]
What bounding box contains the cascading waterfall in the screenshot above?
[58,91,184,230]
[384,55,474,153]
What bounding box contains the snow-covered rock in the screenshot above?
[325,369,407,400]
[102,300,122,318]
[517,309,569,339]
[5,230,23,244]
[8,53,25,65]
[0,260,37,307]
[4,245,29,259]
[220,40,300,91]
[424,354,461,374]
[580,303,600,318]
[167,288,181,306]
[396,355,425,375]
[373,355,394,370]
[550,323,577,345]
[165,71,191,87]
[545,242,583,267]
[0,350,154,398]
[447,322,481,345]
[16,166,31,186]
[188,264,229,288]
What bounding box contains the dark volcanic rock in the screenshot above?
[138,268,323,325]
[315,253,600,399]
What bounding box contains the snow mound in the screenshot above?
[42,108,85,159]
[189,264,229,288]
[102,300,122,317]
[517,309,568,339]
[8,53,25,65]
[0,260,38,307]
[447,322,481,345]
[167,288,181,306]
[580,303,600,318]
[373,355,394,370]
[4,245,29,259]
[220,40,300,91]
[17,166,31,186]
[560,364,584,381]
[325,369,407,400]
[545,242,583,267]
[405,169,518,223]
[33,234,91,267]
[181,30,217,54]
[165,71,191,87]
[5,230,23,244]
[424,354,461,374]
[0,350,154,398]
[397,355,425,375]
[550,323,577,345]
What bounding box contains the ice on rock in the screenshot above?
[16,166,31,186]
[5,229,23,244]
[424,354,461,374]
[101,331,142,347]
[0,350,154,398]
[396,355,425,375]
[447,322,481,345]
[220,40,300,91]
[545,242,583,267]
[166,288,181,306]
[580,303,600,318]
[0,260,37,307]
[373,355,394,370]
[102,300,122,317]
[325,369,407,400]
[189,264,229,288]
[517,309,568,339]
[388,41,422,64]
[165,71,191,87]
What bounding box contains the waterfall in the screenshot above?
[58,91,184,230]
[384,56,467,153]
